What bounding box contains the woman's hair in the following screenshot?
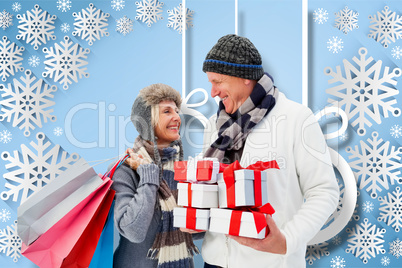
[151,104,159,128]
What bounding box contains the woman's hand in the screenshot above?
[125,148,151,170]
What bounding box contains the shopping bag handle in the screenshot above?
[102,155,129,180]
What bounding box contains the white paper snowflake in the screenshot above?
[305,242,330,265]
[369,6,402,48]
[327,36,343,53]
[1,132,80,204]
[60,22,70,33]
[53,126,63,136]
[72,3,110,46]
[0,221,21,262]
[0,10,13,30]
[0,130,12,144]
[0,70,57,137]
[0,209,11,222]
[390,124,402,138]
[346,218,386,264]
[11,2,21,13]
[362,201,374,213]
[112,0,125,11]
[389,238,402,258]
[42,36,90,90]
[392,46,402,59]
[378,187,402,232]
[116,15,133,36]
[57,0,71,12]
[330,256,346,268]
[0,36,24,82]
[346,132,402,198]
[334,6,359,34]
[381,256,391,266]
[16,4,57,50]
[332,235,342,245]
[167,3,194,34]
[313,8,328,24]
[325,47,401,136]
[339,132,349,141]
[27,55,40,68]
[135,0,164,27]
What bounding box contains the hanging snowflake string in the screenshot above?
[346,131,402,199]
[0,10,13,30]
[305,242,330,265]
[57,0,71,12]
[330,256,346,268]
[1,132,80,204]
[0,130,12,144]
[0,221,21,262]
[391,46,402,59]
[11,2,21,13]
[0,36,24,82]
[167,3,194,34]
[369,6,402,48]
[72,3,110,46]
[135,0,163,27]
[16,5,57,50]
[313,8,328,24]
[334,6,359,34]
[42,36,90,90]
[378,186,402,232]
[0,70,57,137]
[325,47,401,136]
[389,237,402,258]
[60,22,70,33]
[0,209,11,222]
[112,0,125,11]
[390,124,402,138]
[27,55,40,68]
[116,15,133,36]
[327,36,343,53]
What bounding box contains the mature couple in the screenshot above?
[111,34,339,268]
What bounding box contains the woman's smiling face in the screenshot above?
[154,100,181,146]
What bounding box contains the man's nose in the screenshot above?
[211,85,219,98]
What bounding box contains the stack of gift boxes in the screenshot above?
[173,157,279,239]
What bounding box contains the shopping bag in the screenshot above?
[18,158,104,246]
[88,201,115,268]
[21,177,113,268]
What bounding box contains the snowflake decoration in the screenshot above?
[11,2,21,13]
[42,36,90,90]
[53,126,63,136]
[332,235,342,245]
[72,3,110,46]
[0,10,13,30]
[57,0,71,12]
[167,3,194,34]
[346,218,386,264]
[346,131,402,198]
[390,124,402,138]
[313,8,328,24]
[369,6,402,48]
[0,70,57,137]
[116,15,133,36]
[60,22,70,33]
[327,36,343,53]
[392,46,402,59]
[1,132,79,204]
[112,0,125,11]
[362,201,374,213]
[0,130,12,144]
[325,47,401,136]
[339,132,349,141]
[16,4,57,50]
[378,187,402,232]
[0,221,21,262]
[381,256,391,266]
[135,0,164,27]
[389,237,402,258]
[330,256,346,268]
[0,36,25,82]
[305,242,330,265]
[0,209,11,222]
[28,55,40,68]
[334,6,359,34]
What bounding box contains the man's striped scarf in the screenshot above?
[204,73,278,161]
[133,137,198,268]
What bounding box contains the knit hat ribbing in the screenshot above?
[203,34,264,80]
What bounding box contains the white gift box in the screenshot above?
[209,208,267,239]
[173,207,210,231]
[218,169,268,208]
[177,183,218,208]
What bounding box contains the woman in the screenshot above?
[112,83,198,268]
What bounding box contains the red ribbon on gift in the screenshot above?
[187,183,192,207]
[228,203,275,237]
[186,208,197,229]
[223,160,279,208]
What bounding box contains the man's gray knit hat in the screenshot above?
[131,83,181,141]
[202,34,264,80]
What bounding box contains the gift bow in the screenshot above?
[223,160,279,208]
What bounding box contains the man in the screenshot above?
[201,34,339,267]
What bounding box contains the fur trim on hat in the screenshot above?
[138,83,182,109]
